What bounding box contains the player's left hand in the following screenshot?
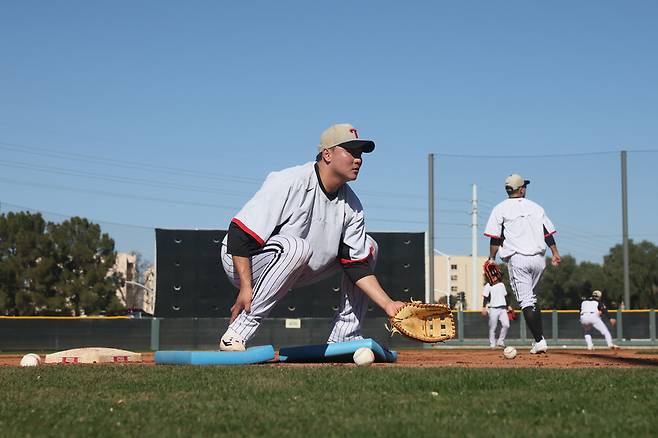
[230,287,253,323]
[610,318,617,327]
[551,254,561,266]
[384,300,406,318]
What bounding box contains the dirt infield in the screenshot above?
[2,349,657,368]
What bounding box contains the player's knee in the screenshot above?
[297,238,313,263]
[271,235,313,263]
[520,299,536,310]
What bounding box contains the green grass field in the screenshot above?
[1,366,656,437]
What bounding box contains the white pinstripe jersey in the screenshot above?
[484,198,556,259]
[225,162,370,274]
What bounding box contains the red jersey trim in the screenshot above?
[339,245,374,265]
[484,233,501,239]
[544,230,556,238]
[231,218,265,246]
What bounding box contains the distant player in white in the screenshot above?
[481,276,512,348]
[580,290,619,350]
[218,123,406,351]
[484,174,561,354]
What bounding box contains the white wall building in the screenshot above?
[428,254,488,310]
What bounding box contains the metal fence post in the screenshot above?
[650,310,656,344]
[458,308,464,343]
[552,311,558,344]
[616,309,623,344]
[519,311,526,341]
[150,318,160,351]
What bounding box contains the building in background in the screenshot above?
[109,252,155,315]
[431,254,488,310]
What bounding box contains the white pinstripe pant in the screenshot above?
[220,234,378,343]
[506,253,546,309]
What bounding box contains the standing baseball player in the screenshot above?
[580,290,619,350]
[483,174,561,354]
[481,272,512,348]
[218,123,406,351]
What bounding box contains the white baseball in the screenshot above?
[353,347,375,367]
[20,353,42,367]
[503,346,517,360]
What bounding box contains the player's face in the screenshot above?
[330,146,363,181]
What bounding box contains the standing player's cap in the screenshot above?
[318,123,375,154]
[505,174,530,190]
[592,290,602,299]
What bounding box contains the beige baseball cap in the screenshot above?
[318,123,375,154]
[592,290,602,299]
[505,174,530,190]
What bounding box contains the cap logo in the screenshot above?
[349,128,359,138]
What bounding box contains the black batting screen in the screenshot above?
[154,229,425,318]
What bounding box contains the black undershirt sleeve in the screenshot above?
[226,221,261,257]
[490,226,505,246]
[338,241,373,283]
[342,263,373,284]
[490,237,503,246]
[543,226,556,246]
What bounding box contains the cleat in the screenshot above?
[587,345,594,351]
[530,339,548,354]
[219,329,246,352]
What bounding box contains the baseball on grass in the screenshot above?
[20,353,42,367]
[503,346,517,360]
[353,347,375,367]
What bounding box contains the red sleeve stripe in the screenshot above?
[339,245,374,265]
[544,230,556,237]
[484,233,500,239]
[231,218,265,246]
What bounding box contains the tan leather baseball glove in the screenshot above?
[388,301,456,343]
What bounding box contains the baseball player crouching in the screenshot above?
[481,273,512,348]
[484,174,561,354]
[218,123,406,351]
[580,290,619,350]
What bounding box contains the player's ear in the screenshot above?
[321,147,332,163]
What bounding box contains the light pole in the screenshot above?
[124,281,154,311]
[434,249,451,307]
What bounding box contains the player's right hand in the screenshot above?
[551,254,561,266]
[384,300,406,318]
[230,287,253,323]
[481,309,488,316]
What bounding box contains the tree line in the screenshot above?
[498,240,658,309]
[0,211,123,316]
[2,211,657,315]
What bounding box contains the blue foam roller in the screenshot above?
[155,345,275,365]
[279,338,396,363]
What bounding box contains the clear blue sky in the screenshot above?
[1,1,657,265]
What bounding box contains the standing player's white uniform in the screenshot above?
[482,282,510,348]
[580,291,617,350]
[483,174,560,354]
[220,161,375,345]
[484,198,556,310]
